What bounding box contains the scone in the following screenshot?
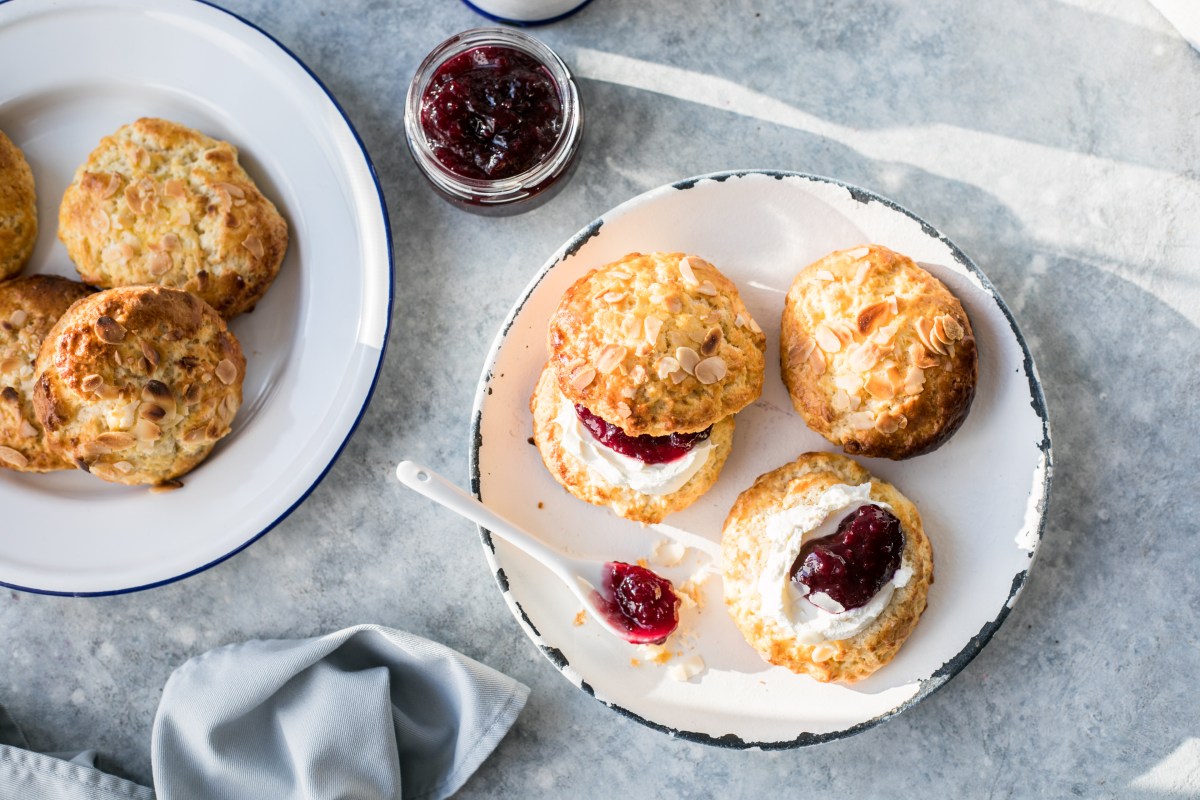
[781,244,977,459]
[0,129,37,281]
[58,117,288,318]
[722,452,933,683]
[535,251,766,523]
[33,285,246,486]
[0,276,94,472]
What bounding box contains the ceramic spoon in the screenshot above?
[395,460,679,645]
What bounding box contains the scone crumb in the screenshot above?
[667,655,706,683]
[635,643,672,664]
[573,609,587,627]
[649,540,686,568]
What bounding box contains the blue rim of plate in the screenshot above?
[0,0,395,597]
[469,168,1052,748]
[458,0,593,27]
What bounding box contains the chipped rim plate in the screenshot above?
[470,170,1051,747]
[0,0,392,595]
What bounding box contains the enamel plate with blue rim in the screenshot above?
[472,171,1050,746]
[0,0,391,595]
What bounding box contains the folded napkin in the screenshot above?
[1,624,529,800]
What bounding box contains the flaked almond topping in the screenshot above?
[91,209,111,234]
[833,373,862,392]
[790,335,817,366]
[847,342,881,373]
[903,365,926,395]
[133,418,161,442]
[96,383,120,401]
[847,411,875,431]
[808,345,826,376]
[139,402,166,422]
[696,280,718,296]
[874,412,904,434]
[620,315,640,338]
[747,314,762,335]
[908,342,939,369]
[218,395,239,425]
[700,325,723,356]
[183,384,201,405]
[206,419,226,440]
[629,365,647,386]
[242,234,265,260]
[940,314,965,342]
[94,315,126,344]
[735,313,747,329]
[616,402,632,419]
[852,260,872,286]
[141,340,160,371]
[662,295,683,314]
[113,461,134,474]
[96,431,136,451]
[675,346,700,375]
[811,642,839,663]
[634,342,652,357]
[217,181,245,199]
[182,427,208,445]
[916,318,946,355]
[214,358,238,385]
[19,419,38,438]
[595,345,627,374]
[678,256,700,286]
[932,316,949,347]
[0,357,21,375]
[0,446,28,469]
[81,374,104,393]
[655,356,681,380]
[76,441,110,459]
[832,389,853,412]
[694,356,727,385]
[602,291,627,305]
[643,315,664,346]
[620,386,636,399]
[164,178,187,199]
[148,250,172,276]
[608,269,632,280]
[865,373,895,400]
[814,323,842,353]
[812,269,836,282]
[669,370,688,385]
[565,357,586,371]
[570,366,596,391]
[856,301,891,334]
[845,246,871,259]
[150,479,184,494]
[142,379,171,402]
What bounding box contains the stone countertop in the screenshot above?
[3,0,1198,796]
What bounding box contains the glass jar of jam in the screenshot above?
[404,28,584,215]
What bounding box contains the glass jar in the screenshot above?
[404,27,584,215]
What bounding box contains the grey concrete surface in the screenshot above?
[2,0,1198,796]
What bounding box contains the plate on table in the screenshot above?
[0,0,392,595]
[471,170,1050,746]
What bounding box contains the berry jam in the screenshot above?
[789,504,905,612]
[419,45,563,181]
[597,562,680,645]
[576,405,711,465]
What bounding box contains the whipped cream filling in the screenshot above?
[757,482,912,645]
[554,396,713,496]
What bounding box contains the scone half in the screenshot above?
[531,364,733,524]
[722,452,933,683]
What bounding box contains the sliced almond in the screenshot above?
[700,325,723,356]
[95,431,136,451]
[619,314,640,338]
[678,256,700,286]
[811,643,838,663]
[747,314,762,335]
[904,366,926,395]
[142,380,176,417]
[874,412,904,434]
[669,370,688,385]
[852,260,872,286]
[662,295,683,314]
[95,383,120,401]
[19,419,38,439]
[908,342,940,369]
[81,374,104,393]
[602,291,627,304]
[808,346,826,376]
[940,314,965,342]
[113,461,134,474]
[182,427,208,445]
[643,316,664,347]
[629,365,647,386]
[0,445,28,469]
[242,234,265,260]
[148,250,172,277]
[90,208,111,234]
[675,346,700,375]
[94,315,126,344]
[865,372,895,400]
[694,356,727,385]
[814,324,842,353]
[844,246,871,260]
[570,366,596,391]
[734,313,748,329]
[847,342,881,373]
[832,390,853,412]
[655,356,681,380]
[916,318,946,355]
[595,345,627,375]
[789,335,817,366]
[150,479,184,494]
[812,269,835,282]
[695,280,718,296]
[616,402,632,419]
[139,402,166,422]
[133,418,161,442]
[141,340,160,372]
[833,373,862,393]
[164,179,187,200]
[846,411,874,430]
[214,358,238,385]
[0,357,22,375]
[856,301,891,334]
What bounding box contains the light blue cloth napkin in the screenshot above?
[1,624,529,800]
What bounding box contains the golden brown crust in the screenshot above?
[33,285,245,485]
[0,276,94,472]
[531,364,733,524]
[0,129,37,281]
[780,244,977,459]
[58,118,288,318]
[548,252,765,436]
[721,452,933,683]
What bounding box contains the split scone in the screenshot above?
[33,285,245,486]
[0,276,94,472]
[781,244,977,459]
[722,452,933,683]
[532,251,766,523]
[58,117,288,318]
[0,129,37,281]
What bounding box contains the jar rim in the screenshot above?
[404,27,583,203]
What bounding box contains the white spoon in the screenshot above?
[395,460,679,645]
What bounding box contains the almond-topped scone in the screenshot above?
[33,285,245,486]
[58,117,288,318]
[781,244,977,459]
[535,251,765,523]
[0,129,37,281]
[722,452,933,683]
[549,251,765,437]
[0,276,94,472]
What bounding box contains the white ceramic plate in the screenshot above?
[471,171,1051,746]
[0,0,392,595]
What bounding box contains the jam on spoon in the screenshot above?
[595,562,680,645]
[789,504,905,612]
[575,405,712,465]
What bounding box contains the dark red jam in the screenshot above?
[419,45,563,181]
[789,504,904,613]
[596,562,680,645]
[575,405,711,465]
